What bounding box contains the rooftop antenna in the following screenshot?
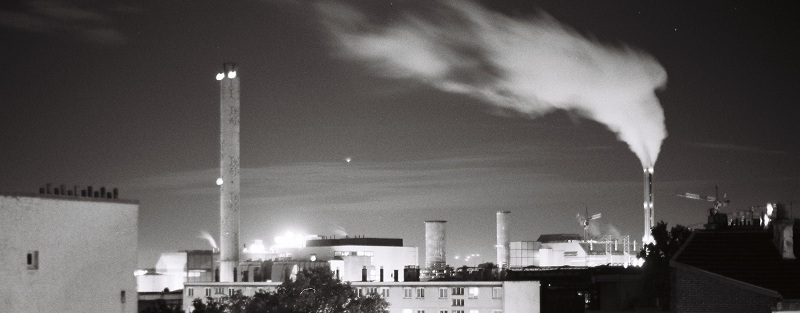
[577,208,602,241]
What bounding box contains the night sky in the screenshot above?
[1,1,798,269]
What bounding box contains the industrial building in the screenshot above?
[183,280,540,313]
[0,190,138,313]
[509,234,637,268]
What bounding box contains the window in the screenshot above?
[452,310,465,313]
[416,287,425,298]
[404,287,413,298]
[358,288,363,297]
[380,288,390,297]
[228,288,235,296]
[27,251,38,270]
[452,287,464,296]
[187,288,194,297]
[452,299,464,307]
[439,287,448,298]
[205,288,211,297]
[492,287,502,299]
[416,310,426,313]
[468,287,479,299]
[366,287,378,295]
[440,311,449,313]
[215,287,225,294]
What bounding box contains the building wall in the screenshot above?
[0,194,138,313]
[295,245,418,282]
[673,267,776,313]
[510,241,635,268]
[184,281,540,313]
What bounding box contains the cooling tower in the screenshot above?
[424,220,446,269]
[496,211,510,268]
[643,167,654,244]
[218,63,240,282]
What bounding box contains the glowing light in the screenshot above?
[243,240,267,254]
[767,203,774,216]
[345,157,352,163]
[310,254,317,261]
[215,73,224,80]
[134,269,148,276]
[647,167,654,174]
[273,231,307,249]
[227,71,237,79]
[216,178,223,186]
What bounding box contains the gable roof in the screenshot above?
[671,231,800,299]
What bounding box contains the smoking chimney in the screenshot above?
[218,62,241,282]
[643,167,654,243]
[496,211,510,268]
[424,220,446,271]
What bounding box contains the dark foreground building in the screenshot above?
[670,215,799,312]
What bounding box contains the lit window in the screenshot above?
[439,287,448,298]
[492,287,502,299]
[188,288,194,297]
[27,251,38,270]
[452,287,464,296]
[416,287,425,298]
[404,287,413,298]
[468,287,479,299]
[452,299,464,307]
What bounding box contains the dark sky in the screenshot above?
[1,0,798,268]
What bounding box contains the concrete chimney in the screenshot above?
[496,211,510,268]
[218,62,241,282]
[643,167,655,243]
[424,220,446,270]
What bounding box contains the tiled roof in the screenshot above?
[671,231,800,299]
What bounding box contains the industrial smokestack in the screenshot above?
[218,62,241,282]
[496,211,510,268]
[424,220,446,270]
[643,167,654,243]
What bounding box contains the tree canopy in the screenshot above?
[637,221,692,310]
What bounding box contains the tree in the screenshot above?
[637,221,692,310]
[192,266,388,313]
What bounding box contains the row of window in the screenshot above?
[334,251,374,257]
[403,309,503,313]
[401,287,502,299]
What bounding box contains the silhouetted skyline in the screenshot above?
[1,1,797,268]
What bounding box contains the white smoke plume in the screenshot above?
[317,1,667,168]
[198,231,218,250]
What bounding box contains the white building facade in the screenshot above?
[183,280,540,313]
[0,193,138,313]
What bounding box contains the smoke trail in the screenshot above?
[198,231,218,249]
[317,1,667,168]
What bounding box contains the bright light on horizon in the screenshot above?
[215,73,224,80]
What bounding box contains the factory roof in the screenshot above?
[305,237,403,247]
[671,231,800,299]
[537,234,583,243]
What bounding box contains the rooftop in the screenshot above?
[671,230,800,299]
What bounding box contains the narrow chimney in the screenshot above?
[496,211,510,268]
[218,62,241,282]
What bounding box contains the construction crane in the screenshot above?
[577,208,602,241]
[676,185,730,211]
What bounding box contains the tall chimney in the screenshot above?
[218,62,241,282]
[496,211,510,268]
[424,220,446,271]
[643,167,654,244]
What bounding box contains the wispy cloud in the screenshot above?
[687,142,787,155]
[0,0,135,45]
